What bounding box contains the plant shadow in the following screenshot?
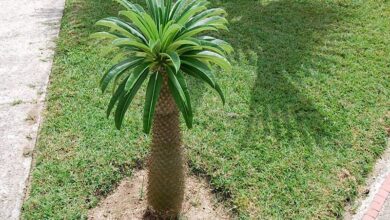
[217,0,343,152]
[187,0,349,217]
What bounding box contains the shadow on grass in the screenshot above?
[187,0,350,218]
[222,0,341,148]
[72,0,339,144]
[58,0,347,218]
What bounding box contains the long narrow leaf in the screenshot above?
[143,73,163,133]
[184,51,231,71]
[162,52,181,72]
[114,68,149,129]
[119,11,155,40]
[101,58,143,92]
[112,38,152,54]
[166,66,193,128]
[96,17,145,41]
[114,0,145,13]
[106,75,128,118]
[181,58,215,86]
[181,58,226,104]
[176,71,193,119]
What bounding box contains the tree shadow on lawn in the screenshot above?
[190,0,354,218]
[60,0,352,218]
[76,0,352,218]
[224,0,341,148]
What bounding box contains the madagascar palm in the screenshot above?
[92,0,232,217]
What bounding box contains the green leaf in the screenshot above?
[167,39,199,51]
[187,16,228,31]
[119,11,157,41]
[214,82,225,105]
[113,0,145,13]
[175,0,208,26]
[161,24,182,49]
[176,71,193,119]
[143,72,163,133]
[125,63,150,91]
[106,75,128,118]
[146,0,158,21]
[166,66,193,128]
[177,26,218,40]
[90,32,121,40]
[181,58,226,104]
[100,58,143,92]
[96,17,145,41]
[185,8,227,28]
[141,12,160,40]
[169,0,189,20]
[165,0,173,25]
[150,39,161,54]
[112,38,152,54]
[114,67,149,129]
[197,36,233,54]
[176,45,203,54]
[197,38,233,56]
[181,58,215,87]
[162,52,181,72]
[184,51,231,71]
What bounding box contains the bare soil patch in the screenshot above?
[88,170,231,220]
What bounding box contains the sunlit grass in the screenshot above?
[23,0,389,219]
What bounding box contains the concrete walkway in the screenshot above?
[353,139,390,220]
[361,174,390,220]
[0,0,65,219]
[378,195,390,220]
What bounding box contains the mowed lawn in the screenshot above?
[22,0,389,219]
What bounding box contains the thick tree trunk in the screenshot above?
[147,74,185,218]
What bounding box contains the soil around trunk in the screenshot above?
[88,170,231,220]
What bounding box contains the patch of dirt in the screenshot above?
[88,170,232,220]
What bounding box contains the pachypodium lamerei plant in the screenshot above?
[92,0,232,217]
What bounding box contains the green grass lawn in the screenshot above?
[22,0,389,219]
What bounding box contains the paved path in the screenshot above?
[378,191,390,220]
[362,175,390,220]
[0,0,65,219]
[353,139,390,220]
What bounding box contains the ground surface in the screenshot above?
[379,196,390,220]
[0,0,65,219]
[350,139,390,219]
[88,170,231,220]
[22,0,389,219]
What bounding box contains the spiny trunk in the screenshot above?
[147,75,185,218]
